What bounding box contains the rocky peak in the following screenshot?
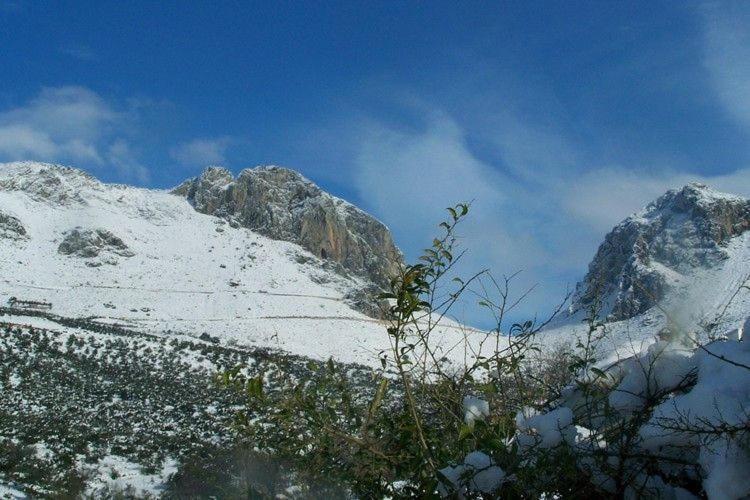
[572,183,750,321]
[0,161,102,205]
[172,165,403,288]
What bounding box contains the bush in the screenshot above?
[221,205,750,498]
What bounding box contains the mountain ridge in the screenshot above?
[571,182,750,322]
[171,165,403,289]
[0,161,475,368]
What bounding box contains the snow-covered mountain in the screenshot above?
[172,166,402,291]
[572,183,750,321]
[543,183,750,361]
[2,162,749,497]
[0,162,473,367]
[2,163,748,366]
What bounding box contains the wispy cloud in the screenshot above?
[169,137,232,167]
[0,86,115,163]
[0,86,150,182]
[347,103,750,323]
[107,139,149,183]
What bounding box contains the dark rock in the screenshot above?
[0,211,27,241]
[58,228,135,260]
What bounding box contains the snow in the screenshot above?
[0,162,488,368]
[608,340,695,413]
[636,335,750,497]
[698,437,750,500]
[438,451,505,497]
[515,406,574,451]
[0,482,26,499]
[527,322,750,499]
[83,455,177,497]
[462,396,489,425]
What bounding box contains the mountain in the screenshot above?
[572,183,750,321]
[0,161,476,496]
[0,162,473,366]
[544,182,750,360]
[2,163,749,496]
[172,166,402,290]
[2,163,747,364]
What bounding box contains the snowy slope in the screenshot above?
[0,162,479,367]
[541,184,750,364]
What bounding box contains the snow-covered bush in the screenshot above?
[438,451,506,497]
[463,396,490,426]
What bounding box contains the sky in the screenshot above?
[1,1,750,324]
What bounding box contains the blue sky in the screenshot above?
[2,1,750,323]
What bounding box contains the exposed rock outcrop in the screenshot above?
[0,211,27,241]
[572,183,750,321]
[172,166,403,288]
[58,228,135,264]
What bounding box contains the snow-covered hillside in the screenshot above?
[0,162,476,367]
[541,183,750,364]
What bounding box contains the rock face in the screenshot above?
[573,183,750,320]
[172,166,403,288]
[0,211,27,241]
[58,228,135,264]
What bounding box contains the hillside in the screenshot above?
[2,163,749,497]
[0,162,476,368]
[542,183,750,363]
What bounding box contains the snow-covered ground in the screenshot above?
[0,162,482,368]
[2,162,750,497]
[539,230,750,366]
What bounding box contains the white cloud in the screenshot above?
[0,86,118,145]
[0,86,150,182]
[352,110,560,322]
[170,137,231,166]
[0,124,59,159]
[702,2,750,130]
[558,166,750,234]
[0,87,117,163]
[349,106,750,324]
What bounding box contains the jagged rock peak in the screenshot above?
[573,183,750,321]
[172,165,403,288]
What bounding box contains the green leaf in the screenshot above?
[459,424,474,440]
[246,375,263,399]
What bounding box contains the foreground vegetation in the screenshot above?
[223,206,750,498]
[0,310,372,497]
